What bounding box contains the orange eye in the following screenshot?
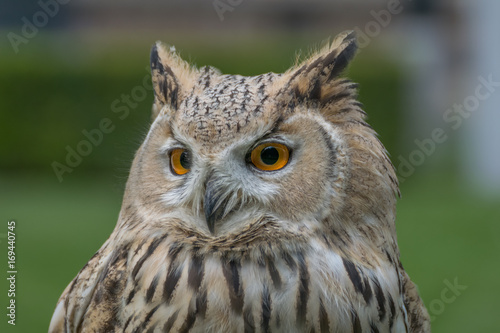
[170,148,191,175]
[250,142,290,171]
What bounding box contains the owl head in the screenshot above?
[120,31,399,254]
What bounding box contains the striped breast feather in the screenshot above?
[116,235,409,332]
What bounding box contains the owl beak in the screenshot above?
[203,175,226,234]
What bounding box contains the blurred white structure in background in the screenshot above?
[463,0,500,196]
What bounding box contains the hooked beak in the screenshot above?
[203,173,227,234]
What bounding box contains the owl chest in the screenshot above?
[122,246,407,332]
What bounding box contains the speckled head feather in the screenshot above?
[50,31,429,333]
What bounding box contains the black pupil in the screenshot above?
[180,151,190,169]
[260,146,280,165]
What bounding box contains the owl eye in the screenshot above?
[170,148,191,175]
[250,142,290,171]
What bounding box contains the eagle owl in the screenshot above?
[49,31,430,332]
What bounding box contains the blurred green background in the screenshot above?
[1,1,500,332]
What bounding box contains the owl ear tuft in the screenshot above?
[285,31,358,101]
[150,42,195,120]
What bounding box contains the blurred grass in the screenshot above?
[1,171,499,332]
[397,171,500,332]
[0,173,121,332]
